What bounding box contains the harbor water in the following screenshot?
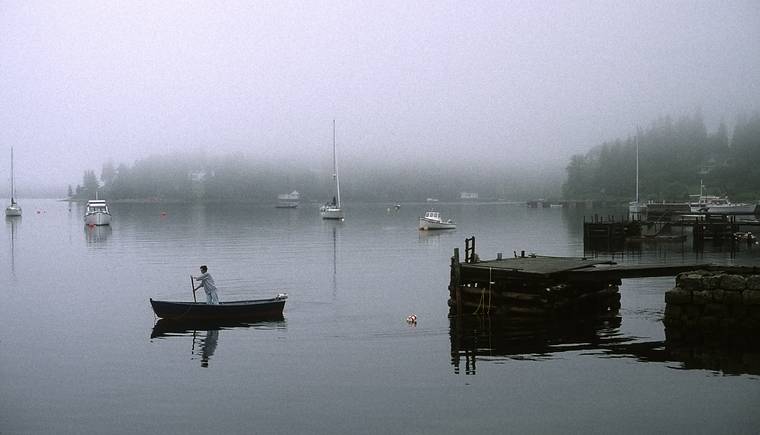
[2,199,759,434]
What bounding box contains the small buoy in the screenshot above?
[406,314,417,324]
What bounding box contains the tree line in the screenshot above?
[68,111,759,203]
[562,112,760,202]
[68,153,562,203]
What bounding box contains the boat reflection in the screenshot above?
[85,224,112,244]
[6,216,18,276]
[150,317,287,368]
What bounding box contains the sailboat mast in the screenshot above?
[635,134,639,204]
[333,120,341,208]
[10,147,15,202]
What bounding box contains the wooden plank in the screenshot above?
[566,263,712,279]
[463,256,614,276]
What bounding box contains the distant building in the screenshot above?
[189,170,208,183]
[460,192,479,200]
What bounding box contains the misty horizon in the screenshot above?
[2,2,759,197]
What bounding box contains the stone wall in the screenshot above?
[664,269,760,344]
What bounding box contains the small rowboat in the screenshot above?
[150,294,287,321]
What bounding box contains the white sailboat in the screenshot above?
[5,147,22,217]
[628,132,645,214]
[320,120,345,220]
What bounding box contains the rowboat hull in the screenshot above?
[150,296,287,321]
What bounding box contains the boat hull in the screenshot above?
[85,212,112,226]
[689,204,759,215]
[320,207,344,220]
[419,217,456,230]
[150,296,287,321]
[5,205,22,217]
[628,201,646,214]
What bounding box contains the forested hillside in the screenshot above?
[562,113,760,201]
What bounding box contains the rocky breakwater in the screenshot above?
[664,268,760,345]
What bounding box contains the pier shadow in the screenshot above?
[600,339,760,376]
[449,314,626,375]
[449,315,760,376]
[150,317,286,368]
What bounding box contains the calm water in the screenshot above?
[2,199,759,434]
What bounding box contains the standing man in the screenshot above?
[193,265,219,304]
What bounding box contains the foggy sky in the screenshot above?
[1,1,759,194]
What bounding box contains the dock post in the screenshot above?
[465,237,475,263]
[450,248,462,316]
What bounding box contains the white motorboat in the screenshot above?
[84,199,112,226]
[689,195,758,215]
[320,120,344,220]
[689,181,758,215]
[5,147,22,217]
[419,210,456,230]
[276,190,300,208]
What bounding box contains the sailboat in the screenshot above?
[5,147,22,217]
[320,120,345,220]
[628,132,645,214]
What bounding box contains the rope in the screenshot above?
[472,268,493,315]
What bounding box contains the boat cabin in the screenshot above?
[86,200,110,214]
[424,210,442,222]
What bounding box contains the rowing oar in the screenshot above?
[190,274,196,302]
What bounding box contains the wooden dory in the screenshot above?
[150,294,287,321]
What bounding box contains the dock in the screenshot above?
[449,237,711,318]
[583,213,759,251]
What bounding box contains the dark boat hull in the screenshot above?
[150,297,286,321]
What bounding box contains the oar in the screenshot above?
[190,274,196,302]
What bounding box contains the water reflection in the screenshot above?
[601,339,760,376]
[450,315,760,376]
[417,228,456,245]
[85,224,112,244]
[150,318,286,368]
[6,216,19,276]
[449,314,626,375]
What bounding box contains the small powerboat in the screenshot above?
[419,210,456,230]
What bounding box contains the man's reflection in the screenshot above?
[195,329,219,368]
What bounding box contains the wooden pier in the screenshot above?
[583,213,757,250]
[449,237,710,319]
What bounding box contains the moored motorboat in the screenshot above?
[689,195,758,215]
[84,199,112,226]
[276,190,300,208]
[419,210,456,230]
[150,294,287,321]
[689,181,758,215]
